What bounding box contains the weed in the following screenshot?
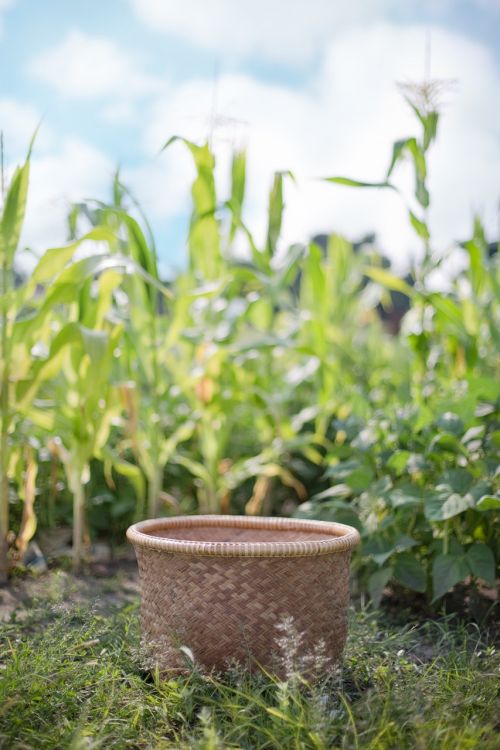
[0,593,498,749]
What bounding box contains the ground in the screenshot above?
[0,559,499,750]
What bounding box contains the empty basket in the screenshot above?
[127,515,360,674]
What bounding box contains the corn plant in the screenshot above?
[305,84,500,601]
[2,90,497,604]
[0,137,115,576]
[160,141,311,512]
[69,177,200,519]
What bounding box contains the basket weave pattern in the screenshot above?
[127,515,360,673]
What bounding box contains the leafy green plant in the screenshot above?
[2,86,498,604]
[304,81,500,602]
[1,599,499,749]
[0,137,116,576]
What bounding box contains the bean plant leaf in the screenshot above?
[389,486,423,508]
[425,488,475,521]
[368,567,393,607]
[386,450,411,475]
[393,552,426,593]
[476,495,500,511]
[435,413,464,436]
[432,554,468,601]
[466,543,495,584]
[310,484,352,501]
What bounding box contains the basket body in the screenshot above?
[127,515,360,673]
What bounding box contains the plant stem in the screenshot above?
[71,470,85,572]
[48,455,57,528]
[443,520,449,556]
[147,465,163,518]
[0,275,9,583]
[0,131,10,584]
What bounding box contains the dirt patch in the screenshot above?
[1,557,140,623]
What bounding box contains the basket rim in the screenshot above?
[126,515,360,558]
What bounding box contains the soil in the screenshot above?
[1,548,497,642]
[0,554,140,623]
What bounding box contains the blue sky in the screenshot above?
[1,0,499,276]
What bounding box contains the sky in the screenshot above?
[1,0,499,276]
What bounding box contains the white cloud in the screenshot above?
[19,138,113,263]
[130,0,392,65]
[29,30,162,100]
[0,103,115,272]
[0,99,53,159]
[123,150,193,222]
[130,0,499,66]
[5,17,499,276]
[138,23,500,270]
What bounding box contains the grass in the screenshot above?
[0,575,498,749]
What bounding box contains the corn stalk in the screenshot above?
[0,135,31,582]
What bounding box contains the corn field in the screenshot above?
[0,95,498,602]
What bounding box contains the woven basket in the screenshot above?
[127,515,360,674]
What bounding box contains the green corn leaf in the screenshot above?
[113,210,159,281]
[274,242,305,287]
[386,138,412,179]
[408,211,430,240]
[174,454,213,486]
[0,129,39,269]
[426,294,465,331]
[323,176,396,190]
[78,326,109,365]
[265,171,293,259]
[364,267,415,296]
[407,138,427,181]
[463,236,486,297]
[23,406,55,431]
[17,322,110,410]
[422,110,439,151]
[403,99,439,151]
[229,150,246,244]
[162,135,221,278]
[0,164,29,265]
[52,254,171,298]
[158,421,196,466]
[31,227,116,283]
[100,446,146,511]
[415,177,429,208]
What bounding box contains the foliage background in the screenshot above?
[0,92,498,600]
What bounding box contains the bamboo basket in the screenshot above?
[127,515,360,674]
